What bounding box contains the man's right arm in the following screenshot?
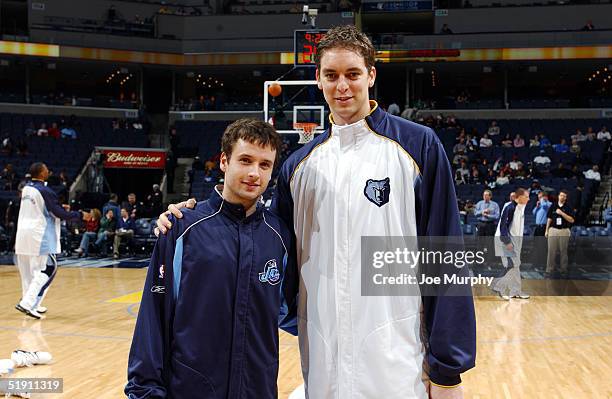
[126,227,177,398]
[473,202,482,217]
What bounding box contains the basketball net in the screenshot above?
[294,122,317,144]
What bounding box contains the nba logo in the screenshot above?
[159,265,164,279]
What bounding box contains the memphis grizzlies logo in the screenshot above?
[259,259,281,285]
[364,177,391,207]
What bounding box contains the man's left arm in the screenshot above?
[39,186,83,221]
[416,135,477,392]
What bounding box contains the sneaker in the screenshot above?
[37,306,47,314]
[15,303,43,320]
[113,254,119,260]
[11,350,52,367]
[498,292,511,301]
[75,248,83,256]
[513,293,530,299]
[0,358,15,375]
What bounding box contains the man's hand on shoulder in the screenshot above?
[154,198,196,236]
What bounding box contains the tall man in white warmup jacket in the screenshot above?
[15,163,91,319]
[158,26,476,399]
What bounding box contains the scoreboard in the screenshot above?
[294,29,328,67]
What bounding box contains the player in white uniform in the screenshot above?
[157,26,476,399]
[15,163,91,319]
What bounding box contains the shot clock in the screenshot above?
[294,29,328,66]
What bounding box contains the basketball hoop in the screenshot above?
[294,122,318,144]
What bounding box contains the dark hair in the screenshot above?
[110,193,118,202]
[221,119,282,166]
[29,162,47,178]
[559,189,569,195]
[315,25,376,71]
[515,187,527,197]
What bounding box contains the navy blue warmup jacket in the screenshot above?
[126,190,298,399]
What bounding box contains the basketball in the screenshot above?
[268,83,282,97]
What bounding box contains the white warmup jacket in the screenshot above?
[272,102,476,399]
[15,180,81,255]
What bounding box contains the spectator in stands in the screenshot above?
[533,150,551,166]
[545,189,574,278]
[508,155,523,171]
[479,133,493,148]
[61,125,77,139]
[586,127,596,141]
[529,135,540,148]
[465,134,478,152]
[455,169,466,185]
[1,135,12,155]
[37,123,48,137]
[529,180,542,196]
[475,189,500,236]
[529,190,551,238]
[112,119,120,131]
[571,128,586,142]
[75,208,102,257]
[47,122,60,139]
[440,24,453,34]
[539,134,551,148]
[597,126,611,141]
[113,208,135,259]
[554,138,569,153]
[478,158,491,176]
[513,134,525,148]
[146,184,163,216]
[501,133,513,148]
[452,149,468,166]
[456,160,469,182]
[103,193,121,219]
[1,164,17,190]
[95,209,116,257]
[485,169,497,189]
[469,166,482,184]
[496,170,510,186]
[488,120,500,136]
[570,139,581,154]
[492,156,504,172]
[551,163,572,179]
[24,122,36,136]
[453,137,466,154]
[583,165,601,181]
[387,101,400,116]
[122,193,141,219]
[514,164,528,179]
[581,20,595,31]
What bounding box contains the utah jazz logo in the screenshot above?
[259,259,281,285]
[364,177,391,207]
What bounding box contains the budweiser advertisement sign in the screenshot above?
[101,148,166,169]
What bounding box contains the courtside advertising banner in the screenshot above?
[100,148,166,169]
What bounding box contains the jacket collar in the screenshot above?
[208,185,263,222]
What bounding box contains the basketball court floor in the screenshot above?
[0,264,610,398]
